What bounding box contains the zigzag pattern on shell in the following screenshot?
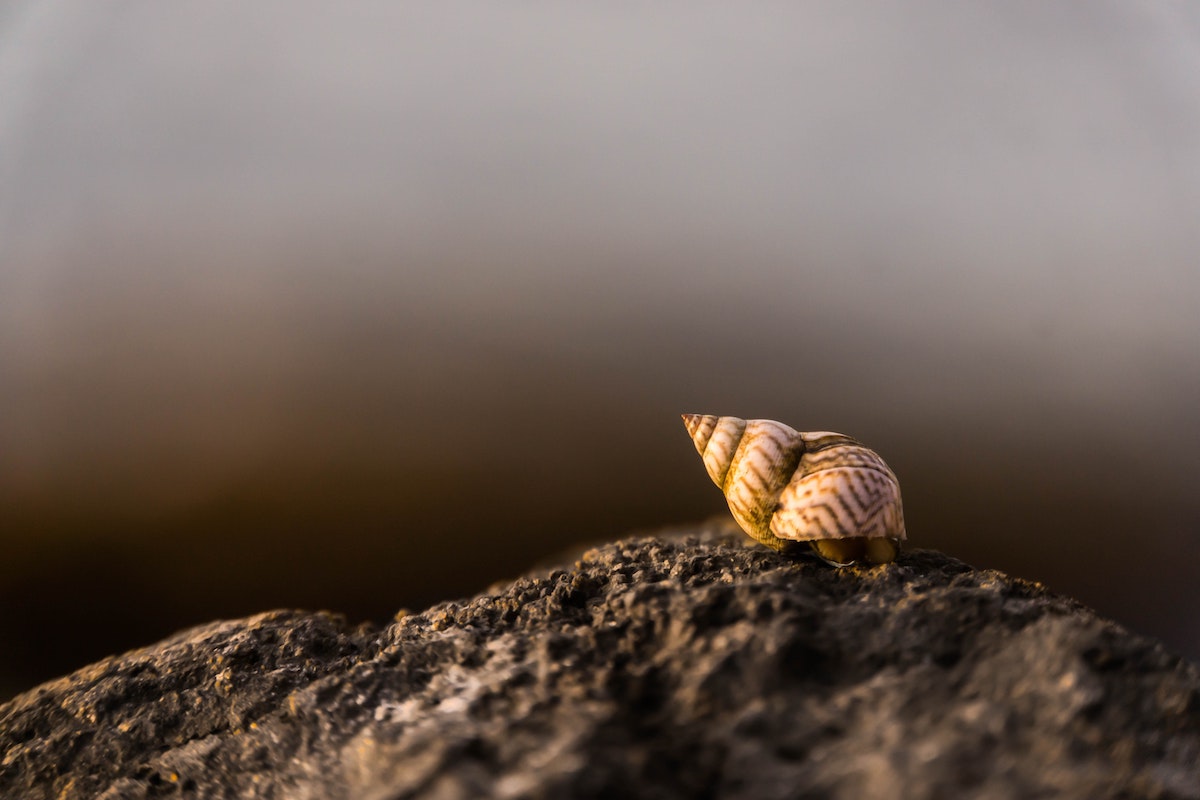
[682,414,905,561]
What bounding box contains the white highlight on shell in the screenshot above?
[682,413,906,564]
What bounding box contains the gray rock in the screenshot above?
[2,523,1199,799]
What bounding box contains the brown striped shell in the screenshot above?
[682,414,905,565]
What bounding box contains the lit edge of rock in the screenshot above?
[1,522,1198,799]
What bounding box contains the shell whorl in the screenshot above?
[681,413,906,551]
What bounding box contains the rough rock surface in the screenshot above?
[2,522,1199,799]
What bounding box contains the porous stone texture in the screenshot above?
[2,522,1199,799]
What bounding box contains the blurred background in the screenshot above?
[2,2,1198,701]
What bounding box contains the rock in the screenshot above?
[2,522,1199,799]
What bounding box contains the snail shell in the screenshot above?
[682,414,905,565]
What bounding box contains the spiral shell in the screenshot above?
[682,414,905,565]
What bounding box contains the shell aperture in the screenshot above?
[681,414,905,565]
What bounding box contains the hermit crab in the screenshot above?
[682,414,905,565]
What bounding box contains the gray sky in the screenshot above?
[3,0,1199,470]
